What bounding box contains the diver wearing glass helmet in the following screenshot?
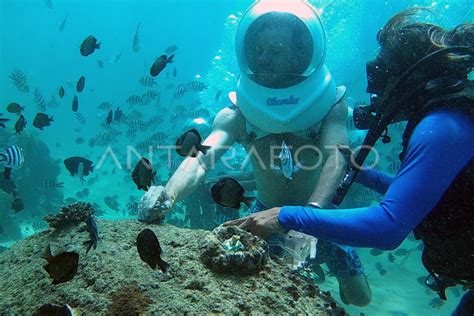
[138,0,371,306]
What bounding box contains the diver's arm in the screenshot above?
[356,168,396,195]
[306,100,349,207]
[279,111,474,249]
[165,107,244,201]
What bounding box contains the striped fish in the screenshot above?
[139,76,156,87]
[9,69,29,93]
[186,80,208,92]
[165,44,178,55]
[0,145,24,179]
[142,90,159,100]
[173,84,188,99]
[126,95,143,105]
[75,112,86,125]
[98,101,113,110]
[33,89,47,111]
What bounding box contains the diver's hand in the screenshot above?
[138,186,175,223]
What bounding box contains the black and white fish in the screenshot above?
[0,113,9,128]
[126,95,143,105]
[273,140,299,181]
[173,84,188,99]
[33,89,46,111]
[0,145,24,179]
[186,80,208,92]
[9,69,29,93]
[74,112,86,125]
[139,76,156,87]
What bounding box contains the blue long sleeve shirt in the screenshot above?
[279,109,474,249]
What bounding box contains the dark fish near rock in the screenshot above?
[72,95,79,112]
[33,113,54,130]
[15,114,27,134]
[104,196,120,212]
[7,102,24,114]
[211,177,255,209]
[83,216,98,254]
[80,35,101,57]
[136,228,169,272]
[375,262,387,276]
[41,244,79,284]
[175,129,211,158]
[11,198,24,213]
[388,252,396,263]
[150,54,174,77]
[34,303,73,316]
[131,157,156,191]
[0,177,17,196]
[393,248,410,256]
[76,76,85,93]
[59,86,65,98]
[369,248,384,256]
[64,156,94,176]
[106,109,113,125]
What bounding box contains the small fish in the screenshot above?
[75,188,89,199]
[175,129,211,158]
[211,177,255,209]
[173,84,188,99]
[98,101,112,110]
[34,303,73,316]
[136,228,169,272]
[9,69,29,93]
[6,102,24,114]
[39,179,64,190]
[131,157,156,191]
[75,137,85,144]
[104,196,120,212]
[375,262,387,276]
[80,35,101,57]
[64,156,94,177]
[0,145,24,179]
[114,107,124,122]
[41,244,79,285]
[132,22,141,52]
[106,109,113,125]
[11,197,24,213]
[126,95,143,105]
[76,76,85,93]
[0,177,18,196]
[33,113,54,130]
[33,89,46,111]
[164,44,178,55]
[72,95,79,112]
[15,114,27,134]
[172,67,177,77]
[274,140,299,181]
[150,54,174,77]
[388,252,396,263]
[83,216,98,254]
[186,80,208,92]
[59,86,65,98]
[369,248,384,256]
[97,60,104,68]
[74,112,86,125]
[59,15,68,31]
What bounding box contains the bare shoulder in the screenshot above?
[324,99,348,123]
[212,106,246,140]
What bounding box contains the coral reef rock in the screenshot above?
[43,202,94,229]
[0,220,345,315]
[201,225,268,275]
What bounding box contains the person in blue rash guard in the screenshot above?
[224,8,474,315]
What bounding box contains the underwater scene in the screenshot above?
[0,0,473,315]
